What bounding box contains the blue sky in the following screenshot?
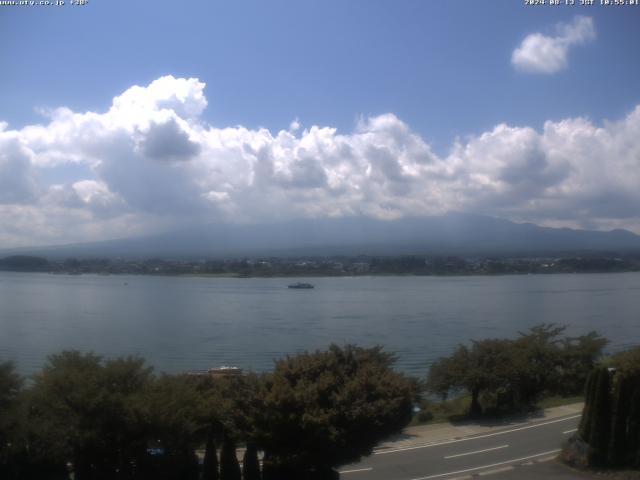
[1,0,640,246]
[3,1,638,150]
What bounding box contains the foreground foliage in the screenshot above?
[0,345,416,480]
[426,324,607,416]
[254,345,417,478]
[571,347,640,469]
[2,332,632,478]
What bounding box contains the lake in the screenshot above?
[1,272,639,378]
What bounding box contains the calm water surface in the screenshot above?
[1,272,639,377]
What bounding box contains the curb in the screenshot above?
[374,404,583,453]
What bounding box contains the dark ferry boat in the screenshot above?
[287,282,315,289]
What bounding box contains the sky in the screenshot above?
[0,0,639,247]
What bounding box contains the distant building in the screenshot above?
[351,262,370,273]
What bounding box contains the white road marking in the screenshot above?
[339,467,373,474]
[374,415,580,455]
[477,466,514,476]
[563,428,578,434]
[409,449,561,480]
[444,444,509,459]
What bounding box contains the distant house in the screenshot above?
[351,262,370,274]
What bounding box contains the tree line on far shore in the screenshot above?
[1,325,638,479]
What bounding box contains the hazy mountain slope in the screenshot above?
[3,213,640,259]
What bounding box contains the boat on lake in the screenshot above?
[288,282,314,289]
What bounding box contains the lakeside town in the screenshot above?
[1,253,640,277]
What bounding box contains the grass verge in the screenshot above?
[410,393,584,426]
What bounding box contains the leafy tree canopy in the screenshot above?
[426,324,607,415]
[27,351,154,477]
[609,345,640,377]
[254,344,417,472]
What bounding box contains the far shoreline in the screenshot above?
[2,269,640,279]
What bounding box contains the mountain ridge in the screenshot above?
[2,213,640,259]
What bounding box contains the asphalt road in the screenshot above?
[339,413,581,480]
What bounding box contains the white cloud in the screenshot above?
[289,119,301,132]
[512,16,595,74]
[111,75,207,121]
[0,134,38,204]
[138,117,201,162]
[1,75,640,247]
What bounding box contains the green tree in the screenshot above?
[219,436,241,480]
[608,373,632,466]
[195,373,263,443]
[0,362,25,479]
[426,339,517,415]
[29,351,106,479]
[609,346,640,377]
[192,372,263,479]
[242,442,261,480]
[585,367,612,466]
[557,331,608,395]
[628,382,640,467]
[468,339,518,414]
[610,346,640,467]
[141,374,205,480]
[27,351,153,479]
[511,324,567,407]
[426,325,607,416]
[578,368,598,442]
[202,431,219,480]
[253,344,416,478]
[577,354,640,470]
[425,347,468,402]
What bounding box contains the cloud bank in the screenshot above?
[1,75,640,247]
[512,16,596,74]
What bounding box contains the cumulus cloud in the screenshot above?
[512,16,596,74]
[0,74,640,247]
[138,117,201,162]
[111,76,207,120]
[0,134,38,204]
